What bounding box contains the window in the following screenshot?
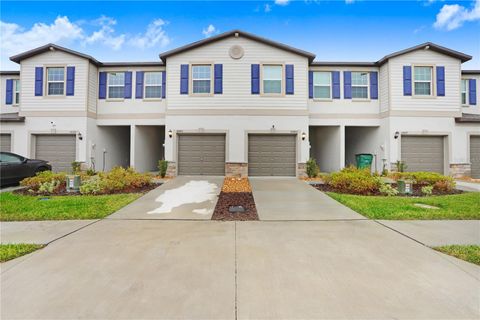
[107,72,125,99]
[414,66,433,96]
[461,79,468,105]
[13,80,20,105]
[192,65,211,94]
[144,72,162,99]
[313,72,331,99]
[263,65,282,94]
[47,67,65,95]
[0,153,23,163]
[351,72,369,99]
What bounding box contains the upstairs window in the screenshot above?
[13,80,20,105]
[414,66,433,96]
[107,72,125,99]
[313,72,331,99]
[47,67,65,96]
[144,72,162,99]
[263,65,282,94]
[351,72,369,99]
[192,65,211,94]
[461,79,468,105]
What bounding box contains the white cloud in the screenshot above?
[264,4,272,12]
[83,15,125,50]
[434,0,480,30]
[275,0,290,5]
[202,24,218,38]
[345,0,355,4]
[129,19,170,49]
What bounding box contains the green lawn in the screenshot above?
[327,192,480,220]
[0,244,44,262]
[0,192,142,221]
[434,245,480,266]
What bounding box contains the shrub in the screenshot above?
[158,160,168,178]
[379,183,399,196]
[71,161,82,174]
[38,180,61,194]
[396,161,407,172]
[326,166,381,195]
[79,176,102,194]
[20,171,66,192]
[389,171,455,189]
[98,167,153,193]
[86,168,96,176]
[421,185,434,196]
[306,158,320,178]
[434,179,455,192]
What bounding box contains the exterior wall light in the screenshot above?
[168,129,173,138]
[78,132,83,141]
[301,132,306,141]
[394,131,400,139]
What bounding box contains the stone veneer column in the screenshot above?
[166,162,177,177]
[297,163,307,178]
[225,163,248,177]
[449,163,471,178]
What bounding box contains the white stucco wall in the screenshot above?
[132,125,165,172]
[309,126,342,173]
[345,126,384,173]
[91,125,131,171]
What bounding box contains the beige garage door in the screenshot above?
[471,136,480,179]
[401,136,444,173]
[177,134,225,176]
[248,134,296,176]
[35,135,76,172]
[0,134,11,152]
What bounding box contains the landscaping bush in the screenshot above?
[421,185,433,196]
[158,160,168,178]
[389,171,455,191]
[79,176,102,194]
[96,167,153,193]
[71,161,82,174]
[325,166,381,195]
[379,183,398,196]
[20,171,66,193]
[306,158,320,178]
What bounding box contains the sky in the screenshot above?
[1,0,479,70]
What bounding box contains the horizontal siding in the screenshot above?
[389,50,461,112]
[20,51,88,112]
[88,63,98,113]
[0,74,20,114]
[379,63,389,112]
[166,36,309,110]
[461,73,480,115]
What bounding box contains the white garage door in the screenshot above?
[35,135,76,172]
[0,134,11,152]
[401,135,444,173]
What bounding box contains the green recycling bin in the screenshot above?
[355,154,373,170]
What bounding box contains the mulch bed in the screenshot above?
[13,183,159,196]
[212,192,259,221]
[312,183,463,197]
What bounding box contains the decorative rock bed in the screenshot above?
[212,178,258,221]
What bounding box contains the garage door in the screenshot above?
[471,136,480,179]
[35,135,76,172]
[248,134,296,176]
[177,134,225,176]
[0,134,11,152]
[401,136,444,173]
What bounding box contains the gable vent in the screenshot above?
[229,45,244,59]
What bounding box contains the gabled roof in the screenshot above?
[376,42,471,65]
[10,43,101,65]
[159,29,316,62]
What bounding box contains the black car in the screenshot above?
[0,152,52,186]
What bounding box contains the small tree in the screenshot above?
[396,160,408,173]
[71,161,81,174]
[158,160,168,178]
[306,158,320,178]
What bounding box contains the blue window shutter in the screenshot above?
[370,71,378,100]
[180,64,189,94]
[99,72,107,99]
[469,79,477,105]
[135,71,144,99]
[285,64,294,95]
[66,66,75,96]
[251,64,260,94]
[436,66,445,96]
[403,66,412,96]
[214,64,223,94]
[124,72,132,99]
[35,67,43,96]
[162,71,166,98]
[308,71,313,99]
[344,71,352,99]
[5,79,13,105]
[332,71,340,99]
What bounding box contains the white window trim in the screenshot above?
[190,63,213,96]
[313,71,332,100]
[143,71,163,100]
[351,71,370,100]
[13,79,20,105]
[107,72,125,101]
[261,63,285,96]
[461,78,469,106]
[45,66,66,97]
[412,65,435,98]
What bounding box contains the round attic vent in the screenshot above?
[229,45,244,59]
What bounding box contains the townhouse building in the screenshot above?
[1,30,479,177]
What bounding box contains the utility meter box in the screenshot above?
[66,175,81,193]
[397,179,413,195]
